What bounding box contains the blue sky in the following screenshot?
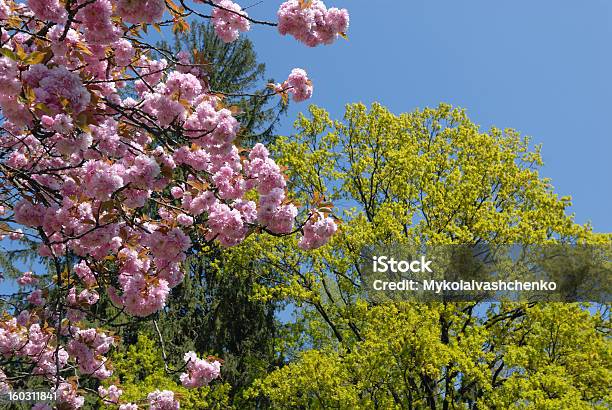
[230,0,612,232]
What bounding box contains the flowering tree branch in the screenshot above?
[0,0,348,408]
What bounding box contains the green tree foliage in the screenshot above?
[151,248,283,409]
[237,103,611,409]
[0,228,48,283]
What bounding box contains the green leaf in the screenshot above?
[0,48,17,60]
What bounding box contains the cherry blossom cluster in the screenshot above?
[0,0,9,20]
[274,68,314,102]
[0,369,8,394]
[298,211,338,250]
[0,0,345,407]
[211,0,251,43]
[17,271,38,286]
[0,317,67,377]
[180,351,222,388]
[147,390,180,410]
[54,382,85,409]
[98,384,123,404]
[66,328,115,379]
[278,0,350,46]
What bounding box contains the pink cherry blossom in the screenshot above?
[206,203,247,247]
[177,213,194,226]
[81,160,125,200]
[27,290,45,306]
[28,0,67,23]
[8,228,24,240]
[211,0,251,43]
[78,0,120,45]
[0,369,9,394]
[162,71,203,102]
[267,204,298,234]
[0,56,22,98]
[24,65,91,115]
[116,0,166,24]
[54,382,85,409]
[0,0,9,20]
[98,384,123,403]
[277,0,349,47]
[180,351,222,388]
[298,212,338,250]
[285,68,313,102]
[213,165,246,200]
[147,390,179,410]
[66,328,114,379]
[17,271,38,286]
[114,39,135,66]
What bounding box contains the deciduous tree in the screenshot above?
[244,103,610,409]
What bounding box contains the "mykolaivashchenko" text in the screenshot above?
[372,279,557,293]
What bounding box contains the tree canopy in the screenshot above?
[234,103,610,409]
